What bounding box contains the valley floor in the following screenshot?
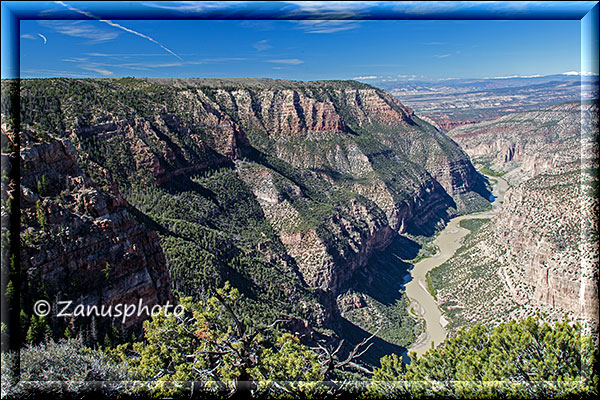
[406,173,509,356]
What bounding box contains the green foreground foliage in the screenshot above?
[372,315,598,399]
[109,283,326,398]
[2,284,597,399]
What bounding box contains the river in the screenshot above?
[405,174,509,357]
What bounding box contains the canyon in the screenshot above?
[5,78,490,350]
[3,78,595,361]
[431,101,599,334]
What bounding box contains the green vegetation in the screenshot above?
[476,161,506,177]
[109,284,329,398]
[459,218,490,232]
[125,169,319,325]
[425,274,437,301]
[371,315,598,399]
[343,236,425,351]
[2,339,135,399]
[12,77,577,399]
[5,296,595,399]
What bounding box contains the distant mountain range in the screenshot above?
[357,73,599,130]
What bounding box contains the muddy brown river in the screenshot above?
[405,174,508,357]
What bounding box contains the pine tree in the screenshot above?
[26,315,39,344]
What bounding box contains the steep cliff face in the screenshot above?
[447,102,589,185]
[18,131,172,333]
[437,102,598,330]
[14,77,489,345]
[494,170,598,321]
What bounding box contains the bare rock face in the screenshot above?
[236,160,394,294]
[15,77,490,337]
[19,135,172,331]
[493,168,598,323]
[447,102,588,185]
[442,102,599,329]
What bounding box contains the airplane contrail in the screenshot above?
[54,1,182,60]
[100,19,183,61]
[38,33,47,44]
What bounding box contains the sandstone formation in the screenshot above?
[12,77,490,346]
[437,102,598,332]
[448,102,591,185]
[17,129,172,334]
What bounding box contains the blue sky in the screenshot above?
[13,1,595,81]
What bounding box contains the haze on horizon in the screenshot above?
[15,2,587,82]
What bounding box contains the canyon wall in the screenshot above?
[16,130,172,335]
[11,78,489,345]
[440,102,598,330]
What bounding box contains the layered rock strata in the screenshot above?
[18,133,172,331]
[438,102,599,331]
[13,78,489,343]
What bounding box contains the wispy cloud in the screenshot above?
[433,53,451,58]
[390,1,463,16]
[54,1,182,60]
[62,55,247,74]
[20,68,92,78]
[79,64,113,76]
[20,33,48,46]
[294,20,361,34]
[84,52,172,58]
[282,1,383,19]
[423,41,446,46]
[353,75,379,80]
[193,57,248,63]
[59,57,115,75]
[40,20,118,43]
[253,40,272,51]
[100,19,183,60]
[140,1,237,12]
[266,59,304,65]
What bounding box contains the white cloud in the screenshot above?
[62,56,246,72]
[140,1,239,12]
[433,54,451,58]
[79,63,113,76]
[267,59,304,65]
[20,68,91,78]
[294,20,360,34]
[253,40,272,51]
[40,20,118,43]
[54,1,182,60]
[84,52,170,58]
[22,33,48,45]
[353,75,379,80]
[100,19,183,60]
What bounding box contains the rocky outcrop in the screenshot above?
[447,102,591,185]
[19,135,172,331]
[493,170,598,322]
[440,102,599,329]
[15,77,490,339]
[236,160,394,295]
